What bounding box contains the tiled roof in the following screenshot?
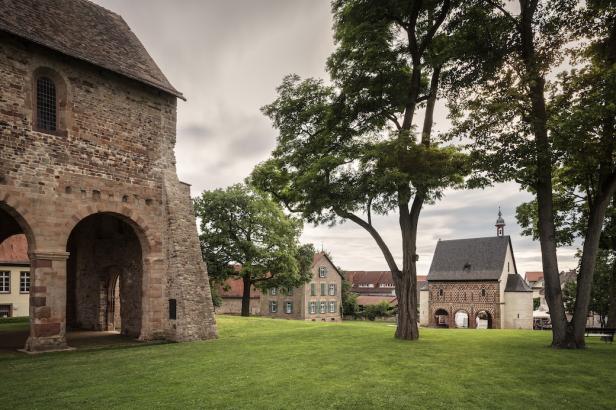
[0,234,29,264]
[524,271,543,282]
[504,274,532,292]
[219,278,261,299]
[0,0,183,99]
[345,270,427,287]
[427,236,512,281]
[356,295,398,306]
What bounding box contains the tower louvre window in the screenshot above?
[37,76,57,131]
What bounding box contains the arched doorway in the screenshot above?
[0,203,34,350]
[66,213,144,338]
[434,308,449,328]
[454,310,469,328]
[475,310,493,329]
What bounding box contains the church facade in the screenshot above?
[0,0,217,352]
[419,211,533,330]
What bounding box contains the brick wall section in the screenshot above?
[428,281,501,329]
[0,32,217,351]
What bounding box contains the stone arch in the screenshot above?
[0,199,37,250]
[475,309,495,329]
[433,307,449,328]
[65,212,147,338]
[453,309,470,329]
[62,206,154,255]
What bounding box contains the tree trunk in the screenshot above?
[607,257,616,329]
[518,0,572,347]
[395,266,419,340]
[241,275,252,317]
[572,191,614,345]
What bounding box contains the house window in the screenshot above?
[0,271,9,293]
[310,283,316,296]
[319,301,327,314]
[285,301,293,314]
[319,266,327,278]
[20,271,30,293]
[287,288,293,296]
[309,301,317,314]
[270,301,278,313]
[36,76,57,131]
[0,304,11,318]
[321,283,327,296]
[328,283,336,296]
[270,288,277,296]
[329,301,336,313]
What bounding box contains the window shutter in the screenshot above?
[311,283,316,296]
[321,283,326,296]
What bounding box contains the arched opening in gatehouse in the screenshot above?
[475,310,493,329]
[454,310,469,328]
[0,203,33,350]
[66,213,144,338]
[434,308,449,328]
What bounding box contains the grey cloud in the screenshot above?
[93,0,579,276]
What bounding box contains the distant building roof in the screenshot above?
[345,270,426,287]
[0,234,29,265]
[524,271,544,282]
[505,274,532,292]
[219,278,261,299]
[356,295,397,306]
[427,236,513,281]
[0,0,183,99]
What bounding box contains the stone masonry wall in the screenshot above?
[428,281,501,329]
[0,32,217,350]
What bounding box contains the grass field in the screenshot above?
[0,316,614,409]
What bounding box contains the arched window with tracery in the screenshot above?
[36,76,57,131]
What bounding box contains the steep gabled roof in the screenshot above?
[0,0,183,99]
[505,274,532,292]
[427,236,512,281]
[313,252,344,279]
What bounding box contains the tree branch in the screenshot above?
[335,208,400,273]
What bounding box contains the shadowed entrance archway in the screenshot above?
[434,308,449,328]
[66,213,144,338]
[475,310,493,329]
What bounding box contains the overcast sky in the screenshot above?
[95,0,578,275]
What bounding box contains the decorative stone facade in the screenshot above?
[0,20,217,351]
[427,281,501,329]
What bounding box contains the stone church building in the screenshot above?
[0,0,217,352]
[420,210,533,329]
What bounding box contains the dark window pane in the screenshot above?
[37,76,57,131]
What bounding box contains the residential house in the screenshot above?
[260,252,343,321]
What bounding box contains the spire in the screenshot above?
[495,206,505,237]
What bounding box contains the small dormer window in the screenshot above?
[37,76,57,131]
[318,266,327,278]
[463,262,471,272]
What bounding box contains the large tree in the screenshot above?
[252,0,470,340]
[449,0,615,347]
[194,184,314,316]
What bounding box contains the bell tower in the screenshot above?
[495,207,505,237]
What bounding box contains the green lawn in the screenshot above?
[0,316,614,409]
